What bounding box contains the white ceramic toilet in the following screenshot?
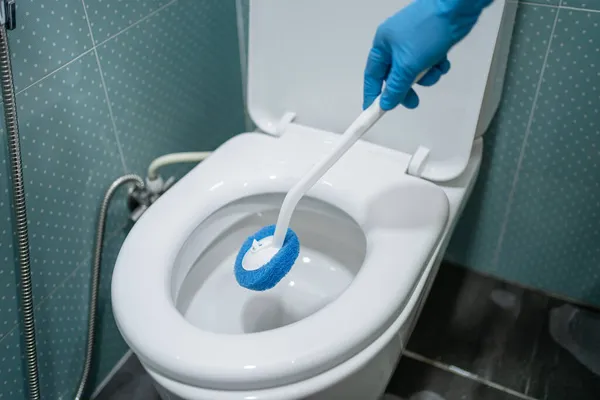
[111,1,517,399]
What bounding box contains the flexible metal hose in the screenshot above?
[2,18,146,397]
[1,4,147,398]
[74,174,144,400]
[0,24,41,400]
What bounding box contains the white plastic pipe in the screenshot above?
[147,152,212,180]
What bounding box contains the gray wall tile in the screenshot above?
[523,0,561,5]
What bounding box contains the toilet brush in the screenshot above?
[234,72,428,291]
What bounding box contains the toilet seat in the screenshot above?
[110,1,514,397]
[112,125,449,391]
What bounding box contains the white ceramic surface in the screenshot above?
[178,201,362,334]
[248,0,509,181]
[110,0,517,397]
[137,139,483,400]
[112,126,450,389]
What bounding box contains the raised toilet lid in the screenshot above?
[247,0,506,181]
[112,128,449,390]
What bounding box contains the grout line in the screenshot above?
[30,221,127,314]
[33,261,89,310]
[560,4,600,13]
[491,1,562,270]
[9,0,180,172]
[523,319,542,396]
[91,48,129,173]
[0,323,18,345]
[0,258,89,344]
[15,0,177,98]
[0,219,128,344]
[518,1,557,8]
[518,0,600,13]
[403,350,539,400]
[81,0,129,173]
[14,48,95,96]
[94,0,177,49]
[90,350,133,399]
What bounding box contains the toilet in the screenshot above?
[111,1,517,399]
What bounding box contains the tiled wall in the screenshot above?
[0,0,598,398]
[0,0,245,399]
[445,0,600,307]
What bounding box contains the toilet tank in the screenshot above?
[247,0,517,181]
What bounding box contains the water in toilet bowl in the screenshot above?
[172,195,367,334]
[184,246,353,333]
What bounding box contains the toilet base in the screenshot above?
[150,391,435,400]
[146,324,402,400]
[381,392,447,400]
[142,259,434,400]
[127,138,483,400]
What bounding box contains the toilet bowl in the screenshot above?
[111,1,517,399]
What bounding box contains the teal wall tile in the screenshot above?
[496,8,600,302]
[97,0,245,178]
[523,0,561,5]
[562,0,600,10]
[0,330,25,399]
[447,3,600,306]
[3,0,596,398]
[83,0,172,42]
[36,277,88,399]
[1,52,125,306]
[446,4,558,270]
[10,0,92,92]
[0,0,245,399]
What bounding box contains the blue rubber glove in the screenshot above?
[363,0,494,111]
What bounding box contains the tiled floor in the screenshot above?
[404,263,600,400]
[95,356,160,400]
[95,263,600,400]
[386,355,524,400]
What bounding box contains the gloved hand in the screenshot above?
[363,0,494,111]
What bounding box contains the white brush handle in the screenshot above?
[272,71,428,248]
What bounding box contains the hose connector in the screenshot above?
[0,0,16,30]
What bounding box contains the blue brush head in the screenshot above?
[234,224,300,291]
